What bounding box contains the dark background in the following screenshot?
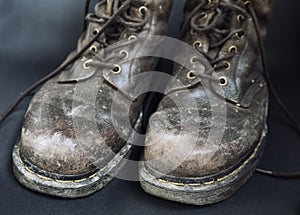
[0,0,300,214]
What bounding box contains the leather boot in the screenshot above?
[12,0,173,198]
[140,0,272,205]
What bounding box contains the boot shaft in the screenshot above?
[183,0,273,39]
[85,0,174,42]
[179,0,273,107]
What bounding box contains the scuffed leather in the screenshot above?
[144,0,271,178]
[177,0,273,108]
[211,0,272,107]
[20,0,173,175]
[145,85,268,177]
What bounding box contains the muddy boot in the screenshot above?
[12,0,173,198]
[140,0,272,205]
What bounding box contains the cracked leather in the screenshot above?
[144,0,272,178]
[20,0,173,176]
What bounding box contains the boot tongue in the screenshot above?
[211,8,232,42]
[106,0,114,15]
[105,0,129,14]
[129,7,140,19]
[204,6,233,59]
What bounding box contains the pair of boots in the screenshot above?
[9,0,273,205]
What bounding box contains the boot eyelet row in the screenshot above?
[92,28,100,36]
[200,12,208,20]
[244,1,252,6]
[90,45,98,53]
[83,59,93,69]
[193,40,203,48]
[235,31,245,39]
[206,0,212,7]
[139,6,148,16]
[214,61,231,71]
[119,50,129,59]
[223,61,231,70]
[187,71,196,80]
[111,64,122,74]
[128,35,137,41]
[219,76,228,86]
[190,56,199,64]
[237,14,245,23]
[228,45,238,54]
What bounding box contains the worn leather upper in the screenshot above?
[144,0,272,178]
[20,0,173,175]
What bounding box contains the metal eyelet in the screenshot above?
[187,71,196,80]
[244,1,251,6]
[83,59,93,69]
[190,56,199,64]
[200,12,208,19]
[228,46,238,54]
[219,76,228,86]
[120,50,129,59]
[128,35,137,41]
[193,40,202,48]
[237,14,245,23]
[111,65,122,74]
[90,45,98,53]
[235,31,245,39]
[139,6,148,16]
[92,28,100,35]
[223,61,231,70]
[206,0,212,6]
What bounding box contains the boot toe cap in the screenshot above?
[19,96,122,176]
[144,104,266,178]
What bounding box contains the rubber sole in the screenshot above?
[139,130,267,205]
[12,112,143,198]
[13,142,131,198]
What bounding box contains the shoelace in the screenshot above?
[76,0,149,81]
[247,3,300,178]
[181,0,247,71]
[0,0,145,122]
[180,0,300,178]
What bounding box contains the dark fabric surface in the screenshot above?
[0,0,299,214]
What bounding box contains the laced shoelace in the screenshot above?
[79,0,150,75]
[179,0,300,178]
[182,1,247,71]
[0,0,150,122]
[247,3,300,178]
